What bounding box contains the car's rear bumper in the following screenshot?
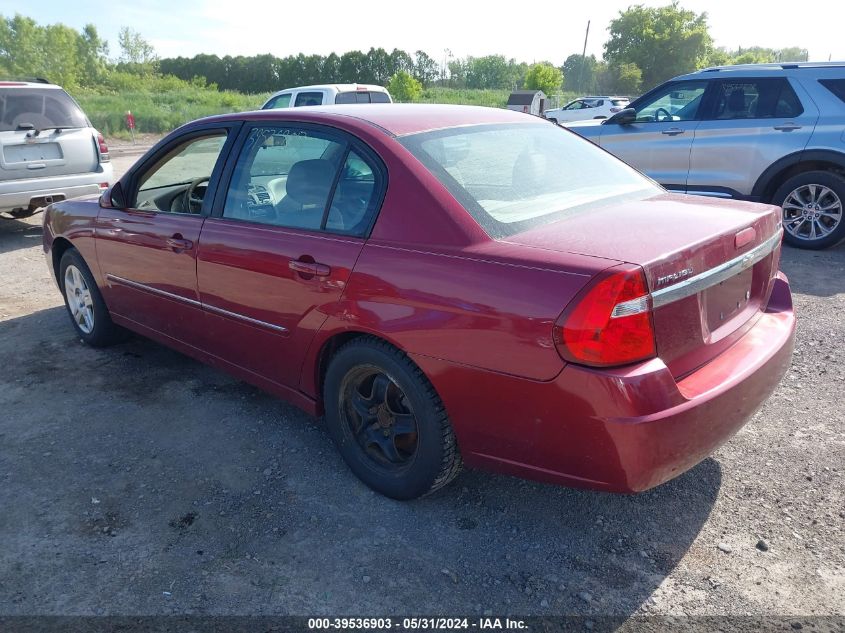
[413,273,795,492]
[0,166,112,213]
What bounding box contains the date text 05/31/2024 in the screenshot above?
[307,618,528,630]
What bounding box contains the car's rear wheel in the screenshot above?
[323,337,462,500]
[59,249,125,347]
[773,171,845,249]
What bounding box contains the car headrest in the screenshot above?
[728,88,746,112]
[285,159,335,206]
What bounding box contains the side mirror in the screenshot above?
[100,182,126,209]
[606,107,637,125]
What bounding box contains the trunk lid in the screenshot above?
[505,193,783,377]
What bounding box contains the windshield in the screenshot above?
[0,88,88,132]
[399,123,661,238]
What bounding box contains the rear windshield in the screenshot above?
[399,123,660,239]
[0,87,88,132]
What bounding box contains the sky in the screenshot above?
[3,0,844,64]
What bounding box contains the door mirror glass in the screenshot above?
[100,181,125,208]
[606,107,637,125]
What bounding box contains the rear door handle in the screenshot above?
[166,236,193,251]
[661,127,684,136]
[289,260,331,277]
[774,123,802,131]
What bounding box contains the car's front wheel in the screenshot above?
[59,248,125,347]
[323,337,462,499]
[773,171,845,249]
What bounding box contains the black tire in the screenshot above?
[59,248,126,347]
[772,170,845,250]
[323,336,462,500]
[548,118,558,125]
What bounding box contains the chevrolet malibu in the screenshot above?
[43,104,795,500]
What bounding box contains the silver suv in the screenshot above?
[0,80,112,220]
[567,62,845,249]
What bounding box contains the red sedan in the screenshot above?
[43,105,795,499]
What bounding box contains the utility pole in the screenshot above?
[579,20,590,93]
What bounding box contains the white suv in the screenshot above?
[261,84,392,109]
[0,80,112,219]
[544,96,630,124]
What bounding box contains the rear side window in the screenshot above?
[611,99,629,106]
[263,93,292,109]
[0,88,88,132]
[335,91,391,104]
[819,79,845,104]
[709,79,803,119]
[294,92,324,107]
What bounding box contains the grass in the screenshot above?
[72,78,582,136]
[75,88,270,135]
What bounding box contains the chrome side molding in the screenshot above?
[105,273,288,333]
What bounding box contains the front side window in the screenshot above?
[223,126,382,235]
[563,100,585,111]
[263,93,292,109]
[0,88,88,132]
[135,133,227,213]
[709,79,804,119]
[294,92,324,107]
[632,81,708,122]
[400,123,660,239]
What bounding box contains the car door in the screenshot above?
[195,123,385,388]
[688,77,818,197]
[596,80,710,191]
[96,123,239,345]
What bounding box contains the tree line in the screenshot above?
[1,6,811,99]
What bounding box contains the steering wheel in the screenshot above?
[654,107,673,122]
[184,177,210,213]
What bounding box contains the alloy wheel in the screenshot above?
[782,183,843,242]
[64,264,95,334]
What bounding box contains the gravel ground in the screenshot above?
[0,155,842,620]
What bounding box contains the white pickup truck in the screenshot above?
[261,84,392,109]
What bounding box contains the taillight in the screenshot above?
[555,265,656,367]
[96,132,110,163]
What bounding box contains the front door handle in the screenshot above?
[289,259,331,277]
[661,127,684,136]
[166,235,193,251]
[774,122,802,131]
